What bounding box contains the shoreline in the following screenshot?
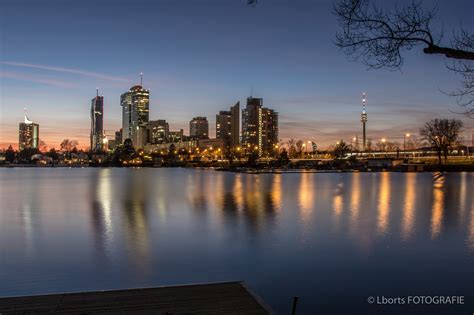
[1,164,474,173]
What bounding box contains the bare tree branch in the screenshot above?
[334,0,474,114]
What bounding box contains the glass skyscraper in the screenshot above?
[121,84,150,148]
[90,92,104,152]
[19,114,39,151]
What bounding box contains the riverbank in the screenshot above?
[2,163,474,172]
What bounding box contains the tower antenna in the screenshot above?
[360,93,368,151]
[140,72,143,86]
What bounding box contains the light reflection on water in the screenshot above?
[0,169,473,314]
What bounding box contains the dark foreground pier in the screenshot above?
[0,281,272,314]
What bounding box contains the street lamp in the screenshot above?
[351,137,357,154]
[381,138,386,152]
[404,133,410,151]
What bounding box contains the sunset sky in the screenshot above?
[1,0,473,150]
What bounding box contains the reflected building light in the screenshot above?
[98,169,113,241]
[377,172,390,235]
[212,172,225,217]
[349,173,360,225]
[21,203,34,254]
[299,172,314,221]
[332,176,344,230]
[431,179,445,239]
[245,175,265,213]
[468,203,474,252]
[271,174,282,211]
[333,194,343,217]
[132,201,150,267]
[233,174,244,212]
[153,176,168,220]
[459,172,467,221]
[401,174,416,240]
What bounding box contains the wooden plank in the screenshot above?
[0,281,272,314]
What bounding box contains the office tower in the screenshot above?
[189,116,209,140]
[261,107,278,153]
[90,90,104,152]
[216,102,240,148]
[121,81,150,148]
[19,112,39,151]
[242,97,278,155]
[361,93,368,151]
[149,119,169,144]
[169,129,184,143]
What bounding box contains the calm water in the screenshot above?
[0,168,473,314]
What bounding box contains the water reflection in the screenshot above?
[239,176,277,230]
[90,169,114,260]
[469,203,474,252]
[19,181,42,256]
[349,173,360,226]
[271,175,282,211]
[377,172,390,235]
[2,169,474,314]
[401,173,416,240]
[299,172,314,222]
[459,172,467,222]
[20,203,35,255]
[431,173,445,239]
[233,174,244,211]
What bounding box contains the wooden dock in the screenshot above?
[0,281,273,314]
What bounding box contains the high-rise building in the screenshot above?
[216,102,240,148]
[121,83,150,148]
[19,113,39,151]
[149,119,169,144]
[189,116,209,140]
[242,97,278,155]
[90,90,104,152]
[169,129,184,143]
[361,93,368,151]
[261,107,278,153]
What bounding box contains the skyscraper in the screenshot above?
[361,93,368,151]
[169,129,184,143]
[216,102,240,148]
[242,97,278,155]
[19,112,39,151]
[261,107,278,153]
[149,119,169,144]
[190,116,209,140]
[90,90,104,152]
[121,83,150,148]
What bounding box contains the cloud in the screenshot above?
[0,71,77,88]
[1,61,131,83]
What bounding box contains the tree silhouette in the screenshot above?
[60,139,79,152]
[5,145,16,163]
[334,0,474,114]
[420,118,463,164]
[334,140,350,158]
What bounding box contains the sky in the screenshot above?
[1,0,473,150]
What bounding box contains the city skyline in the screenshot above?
[1,0,474,149]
